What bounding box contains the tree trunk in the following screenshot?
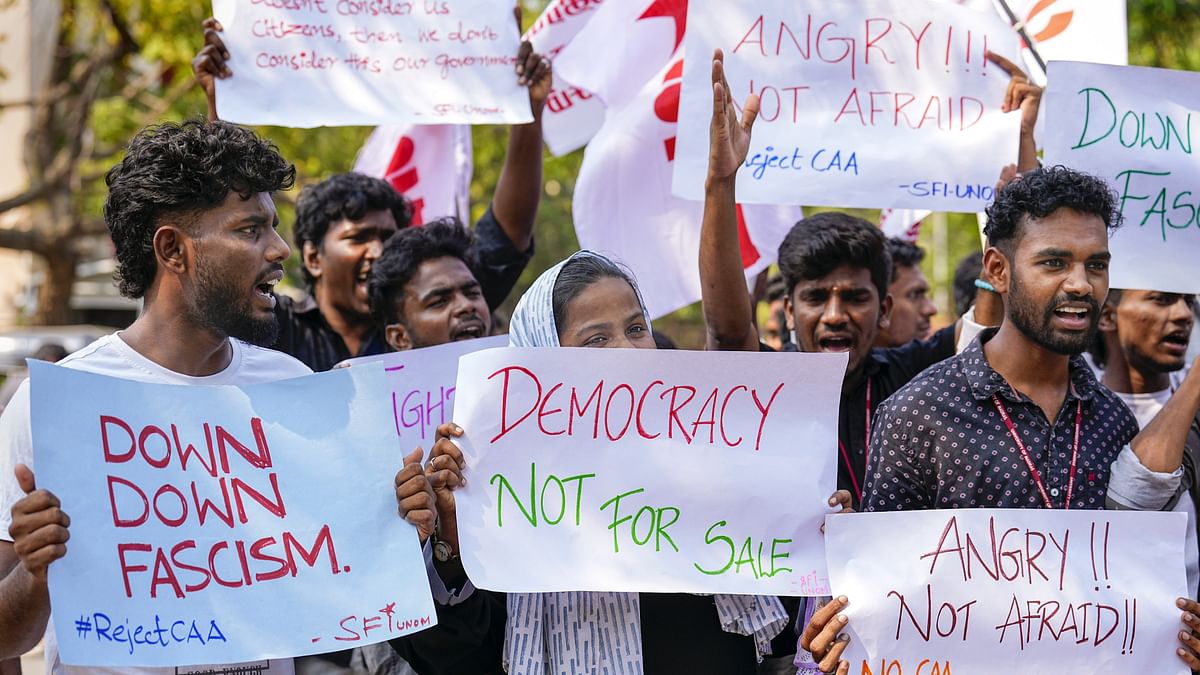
[33,246,77,325]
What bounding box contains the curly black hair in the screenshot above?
[777,212,892,301]
[103,119,295,298]
[983,165,1122,255]
[887,238,926,282]
[294,173,413,288]
[368,217,479,326]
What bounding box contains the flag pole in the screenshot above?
[994,0,1048,75]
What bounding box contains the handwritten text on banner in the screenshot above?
[341,335,507,445]
[453,347,846,595]
[825,509,1188,675]
[672,0,1022,211]
[30,362,435,667]
[1043,61,1200,294]
[212,0,533,127]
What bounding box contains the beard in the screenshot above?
[1007,270,1100,355]
[190,252,280,347]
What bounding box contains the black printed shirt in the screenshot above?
[863,328,1139,512]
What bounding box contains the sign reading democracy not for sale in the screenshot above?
[452,347,846,596]
[29,362,435,667]
[825,509,1188,675]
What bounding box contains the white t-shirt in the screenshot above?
[0,333,309,675]
[1108,387,1200,598]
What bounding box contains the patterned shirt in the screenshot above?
[863,328,1139,511]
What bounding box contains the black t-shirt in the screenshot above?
[272,206,533,372]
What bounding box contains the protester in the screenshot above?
[1096,291,1200,595]
[192,17,551,372]
[803,167,1200,673]
[399,250,853,674]
[366,219,508,675]
[369,219,491,353]
[0,120,401,672]
[698,49,1001,510]
[874,238,937,348]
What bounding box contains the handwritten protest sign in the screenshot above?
[825,509,1188,675]
[1043,61,1200,294]
[340,335,507,446]
[212,0,532,127]
[29,362,435,667]
[452,347,846,595]
[672,0,1022,212]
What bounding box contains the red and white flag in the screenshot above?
[879,209,931,243]
[353,124,472,226]
[523,0,607,156]
[573,34,802,318]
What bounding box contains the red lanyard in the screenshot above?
[991,394,1082,509]
[838,380,871,502]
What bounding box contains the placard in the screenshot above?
[340,335,507,445]
[30,362,435,666]
[672,0,1022,212]
[212,0,533,127]
[452,347,846,595]
[1043,61,1200,294]
[825,509,1188,674]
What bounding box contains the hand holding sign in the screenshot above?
[8,464,70,585]
[987,50,1043,172]
[1178,597,1200,668]
[801,595,851,675]
[395,448,437,545]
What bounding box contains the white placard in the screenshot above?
[340,335,507,446]
[31,362,435,666]
[1043,61,1200,294]
[826,509,1188,674]
[673,0,1022,212]
[212,0,532,127]
[453,347,847,595]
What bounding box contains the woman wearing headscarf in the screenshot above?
[411,251,849,674]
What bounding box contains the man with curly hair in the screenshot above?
[863,165,1142,512]
[0,119,311,674]
[367,219,490,352]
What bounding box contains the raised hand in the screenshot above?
[707,49,759,185]
[192,18,231,120]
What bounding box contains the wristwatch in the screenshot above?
[432,533,458,563]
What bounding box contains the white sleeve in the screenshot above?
[0,380,34,542]
[1106,444,1183,511]
[955,307,986,354]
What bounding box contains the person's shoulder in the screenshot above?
[878,351,968,411]
[235,341,313,381]
[54,333,126,374]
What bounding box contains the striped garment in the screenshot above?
[503,251,788,675]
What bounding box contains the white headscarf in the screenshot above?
[503,251,788,675]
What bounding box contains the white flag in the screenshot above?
[524,0,607,156]
[1000,0,1128,73]
[574,50,801,319]
[353,124,472,226]
[879,209,931,242]
[554,0,687,112]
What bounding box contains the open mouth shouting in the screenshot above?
[253,269,283,309]
[1161,329,1191,357]
[817,333,855,353]
[1051,303,1093,331]
[450,317,487,341]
